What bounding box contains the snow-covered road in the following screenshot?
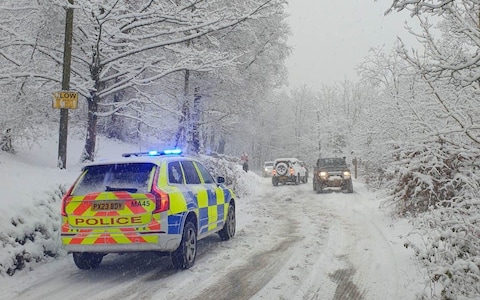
[1,178,423,300]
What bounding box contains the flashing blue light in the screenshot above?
[122,149,182,158]
[163,149,182,155]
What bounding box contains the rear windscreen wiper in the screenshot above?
[105,186,138,193]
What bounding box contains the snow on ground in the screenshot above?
[0,137,427,299]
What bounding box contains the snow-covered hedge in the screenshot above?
[381,142,480,299]
[200,153,256,198]
[408,197,480,299]
[0,185,66,276]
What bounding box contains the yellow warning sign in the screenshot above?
[52,91,78,109]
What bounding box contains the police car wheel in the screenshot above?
[219,204,236,241]
[72,252,103,270]
[172,221,197,269]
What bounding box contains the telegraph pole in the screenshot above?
[58,0,74,169]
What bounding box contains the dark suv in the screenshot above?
[312,157,353,193]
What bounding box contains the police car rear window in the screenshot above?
[72,163,156,196]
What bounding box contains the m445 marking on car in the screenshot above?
[131,200,151,207]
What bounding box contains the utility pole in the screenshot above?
[58,0,74,169]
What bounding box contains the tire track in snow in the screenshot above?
[321,190,400,300]
[191,235,300,300]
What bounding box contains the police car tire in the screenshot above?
[275,163,288,176]
[72,252,103,270]
[172,221,197,269]
[219,204,236,241]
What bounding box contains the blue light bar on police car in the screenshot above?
[163,149,182,155]
[122,149,183,157]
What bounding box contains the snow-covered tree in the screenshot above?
[176,3,291,157]
[0,1,66,147]
[0,0,289,162]
[366,1,480,298]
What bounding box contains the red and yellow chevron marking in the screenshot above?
[62,191,161,246]
[62,231,159,245]
[65,192,155,217]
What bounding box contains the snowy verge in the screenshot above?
[0,186,66,276]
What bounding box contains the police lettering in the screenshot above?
[75,216,142,226]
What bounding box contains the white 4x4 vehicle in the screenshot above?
[272,158,307,186]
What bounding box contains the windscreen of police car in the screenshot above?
[72,163,156,195]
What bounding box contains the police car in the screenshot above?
[60,149,236,270]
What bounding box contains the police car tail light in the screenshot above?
[152,186,169,213]
[61,195,69,216]
[61,184,76,216]
[289,167,294,175]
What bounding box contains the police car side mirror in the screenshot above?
[217,176,225,184]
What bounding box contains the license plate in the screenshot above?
[91,201,125,211]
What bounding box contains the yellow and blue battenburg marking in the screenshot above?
[167,187,230,235]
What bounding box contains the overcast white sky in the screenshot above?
[285,0,415,87]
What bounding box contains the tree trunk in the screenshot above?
[175,70,190,149]
[107,91,123,139]
[217,136,226,154]
[81,94,98,162]
[189,87,201,154]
